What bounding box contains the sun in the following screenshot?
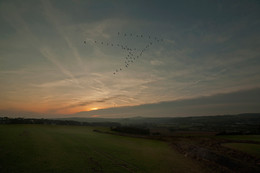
[90,107,98,111]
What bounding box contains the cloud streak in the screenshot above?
[39,47,83,88]
[74,88,260,118]
[41,0,83,66]
[49,94,125,113]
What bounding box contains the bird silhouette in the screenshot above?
[86,32,164,75]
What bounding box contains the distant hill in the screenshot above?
[57,113,260,124]
[1,113,259,134]
[56,113,260,134]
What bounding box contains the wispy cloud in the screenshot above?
[76,95,124,107]
[49,94,125,113]
[39,47,83,88]
[150,60,164,66]
[0,2,34,40]
[31,78,75,88]
[0,69,29,75]
[73,88,260,118]
[41,0,83,66]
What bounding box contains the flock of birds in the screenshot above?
[84,32,164,75]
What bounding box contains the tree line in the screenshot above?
[0,117,120,127]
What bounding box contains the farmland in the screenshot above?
[222,143,260,158]
[1,114,260,172]
[0,124,206,173]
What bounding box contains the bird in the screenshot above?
[88,32,164,75]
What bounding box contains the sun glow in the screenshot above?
[90,107,99,111]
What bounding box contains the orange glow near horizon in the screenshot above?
[0,100,130,115]
[55,106,102,115]
[91,115,100,117]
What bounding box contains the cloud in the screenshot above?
[41,0,83,66]
[39,47,83,89]
[74,88,260,118]
[0,1,39,47]
[49,95,125,113]
[1,2,30,35]
[31,78,75,88]
[150,60,164,66]
[74,95,124,108]
[0,69,28,75]
[164,39,175,45]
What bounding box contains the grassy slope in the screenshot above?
[219,135,260,159]
[222,143,260,158]
[0,125,206,173]
[217,135,260,142]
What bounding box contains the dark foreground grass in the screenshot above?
[0,125,206,173]
[222,143,260,158]
[217,135,260,142]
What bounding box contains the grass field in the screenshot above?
[217,135,260,142]
[222,143,260,158]
[0,125,206,173]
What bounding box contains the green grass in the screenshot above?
[222,143,260,158]
[217,135,260,142]
[0,125,206,173]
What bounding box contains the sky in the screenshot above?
[0,0,260,118]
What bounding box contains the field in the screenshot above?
[222,143,260,158]
[0,125,206,173]
[217,135,260,142]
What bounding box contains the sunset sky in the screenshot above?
[1,0,260,118]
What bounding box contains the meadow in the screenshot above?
[217,135,260,142]
[0,124,206,173]
[218,135,260,159]
[222,143,260,158]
